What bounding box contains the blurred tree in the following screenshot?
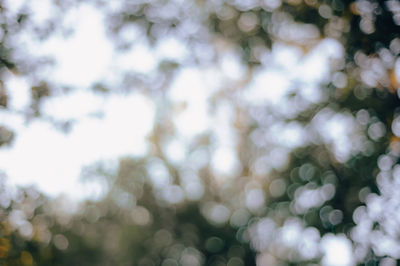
[0,0,400,265]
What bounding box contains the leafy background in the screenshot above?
[0,0,400,265]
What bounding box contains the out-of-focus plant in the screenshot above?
[0,0,400,265]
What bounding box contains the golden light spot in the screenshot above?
[350,3,360,15]
[390,136,400,153]
[389,69,399,92]
[285,0,302,5]
[21,251,33,265]
[0,238,10,258]
[1,221,12,236]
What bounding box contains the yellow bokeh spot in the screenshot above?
[21,251,33,265]
[389,69,399,92]
[0,238,10,258]
[1,221,12,236]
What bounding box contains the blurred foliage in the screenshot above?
[1,0,400,265]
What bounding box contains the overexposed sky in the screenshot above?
[0,92,155,200]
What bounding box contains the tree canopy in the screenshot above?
[0,0,400,265]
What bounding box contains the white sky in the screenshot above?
[0,92,155,200]
[0,3,158,200]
